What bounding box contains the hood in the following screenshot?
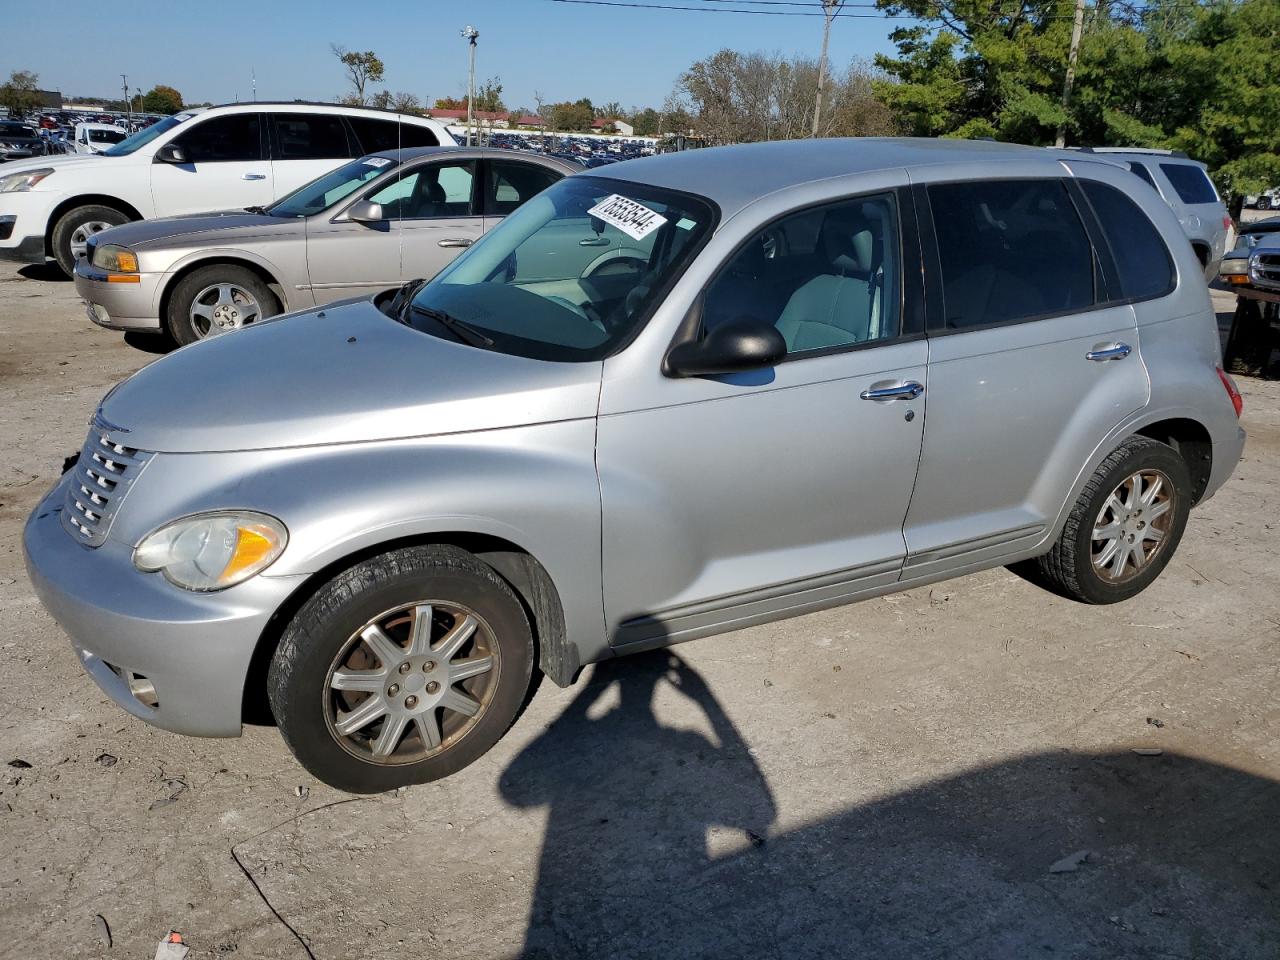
[0,152,111,174]
[98,298,603,453]
[100,212,300,251]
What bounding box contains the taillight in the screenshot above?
[1217,366,1243,417]
[1223,215,1234,231]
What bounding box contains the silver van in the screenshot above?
[25,139,1246,792]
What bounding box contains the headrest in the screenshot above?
[821,209,875,275]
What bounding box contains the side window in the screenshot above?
[273,113,351,160]
[367,161,475,219]
[173,114,263,163]
[1080,180,1175,301]
[486,160,561,216]
[347,117,438,153]
[1127,162,1160,192]
[703,193,901,355]
[1159,163,1219,204]
[928,179,1094,329]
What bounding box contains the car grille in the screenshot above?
[60,427,151,547]
[1249,252,1280,291]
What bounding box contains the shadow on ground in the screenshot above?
[17,262,68,282]
[498,651,1279,959]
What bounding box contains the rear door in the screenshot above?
[269,112,357,198]
[150,113,272,215]
[481,157,563,232]
[901,174,1148,580]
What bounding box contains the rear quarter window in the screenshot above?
[1159,163,1219,205]
[347,117,438,153]
[1080,180,1175,301]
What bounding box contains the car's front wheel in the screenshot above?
[268,545,536,793]
[166,264,280,346]
[1030,436,1192,604]
[51,204,130,276]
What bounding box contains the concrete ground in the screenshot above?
[0,261,1277,960]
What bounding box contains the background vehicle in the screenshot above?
[1244,188,1279,209]
[25,139,1244,792]
[71,122,128,155]
[74,147,579,344]
[0,120,46,162]
[0,102,453,276]
[1065,147,1232,280]
[1217,215,1280,284]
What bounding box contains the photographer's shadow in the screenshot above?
[500,651,776,959]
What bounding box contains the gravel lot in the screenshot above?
[1,261,1277,959]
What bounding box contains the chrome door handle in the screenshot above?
[437,238,473,248]
[860,381,924,401]
[241,172,267,181]
[1086,342,1132,362]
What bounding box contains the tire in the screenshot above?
[165,264,280,346]
[268,545,535,793]
[1031,437,1192,604]
[51,204,130,277]
[1259,196,1271,211]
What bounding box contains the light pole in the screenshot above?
[461,25,479,147]
[811,0,843,138]
[121,74,131,125]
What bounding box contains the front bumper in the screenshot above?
[23,474,306,737]
[0,189,53,262]
[74,257,165,331]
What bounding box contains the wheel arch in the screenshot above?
[159,255,289,326]
[1134,416,1213,504]
[45,194,144,256]
[242,531,577,725]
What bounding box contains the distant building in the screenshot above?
[591,118,633,137]
[34,89,63,109]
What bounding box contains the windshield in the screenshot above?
[89,128,127,144]
[103,113,190,156]
[267,156,399,218]
[0,123,35,138]
[406,176,716,361]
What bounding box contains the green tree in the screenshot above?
[548,98,595,131]
[475,77,505,113]
[0,70,41,118]
[142,84,183,114]
[630,107,662,136]
[331,44,385,105]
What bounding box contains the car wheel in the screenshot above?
[268,545,535,793]
[166,264,280,346]
[1031,436,1191,604]
[51,204,130,276]
[1259,197,1271,211]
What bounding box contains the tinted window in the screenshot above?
[347,116,438,153]
[929,179,1094,328]
[1080,180,1175,301]
[703,193,900,355]
[1127,162,1159,191]
[174,114,262,162]
[1160,163,1219,204]
[273,113,350,160]
[368,161,474,218]
[487,160,561,216]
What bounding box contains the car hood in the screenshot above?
[100,212,301,250]
[0,152,112,174]
[98,298,603,453]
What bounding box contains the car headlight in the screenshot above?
[133,511,287,591]
[91,243,138,273]
[0,167,53,192]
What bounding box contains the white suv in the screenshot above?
[0,102,453,276]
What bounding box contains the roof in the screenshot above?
[597,137,1061,219]
[199,101,447,123]
[364,145,582,172]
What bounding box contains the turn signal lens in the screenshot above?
[1226,274,1250,285]
[134,511,287,591]
[91,243,139,273]
[1217,366,1244,418]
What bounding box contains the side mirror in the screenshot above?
[154,143,187,164]
[347,199,385,225]
[664,318,787,378]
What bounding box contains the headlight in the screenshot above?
[133,511,287,591]
[0,167,53,192]
[91,243,138,273]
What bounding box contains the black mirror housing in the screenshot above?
[664,318,787,378]
[154,143,187,164]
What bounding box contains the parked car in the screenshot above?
[0,102,453,276]
[71,122,129,155]
[25,138,1245,792]
[1064,147,1232,280]
[1243,188,1279,210]
[74,147,579,344]
[1217,215,1280,286]
[0,120,46,163]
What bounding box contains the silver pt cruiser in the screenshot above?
[25,139,1246,792]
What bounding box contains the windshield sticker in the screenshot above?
[364,157,393,168]
[173,113,194,122]
[588,194,668,241]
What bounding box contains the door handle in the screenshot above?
[1086,342,1132,362]
[860,381,924,401]
[437,238,473,248]
[241,172,267,181]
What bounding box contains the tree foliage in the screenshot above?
[547,98,596,131]
[142,84,182,114]
[331,44,385,106]
[0,70,41,117]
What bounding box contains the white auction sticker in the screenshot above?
[587,194,668,241]
[363,157,393,168]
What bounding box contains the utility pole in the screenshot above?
[811,0,842,138]
[1056,0,1087,148]
[121,74,131,125]
[251,67,257,103]
[462,25,479,147]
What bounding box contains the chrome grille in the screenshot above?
[60,428,151,547]
[1248,252,1280,291]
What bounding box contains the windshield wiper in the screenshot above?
[244,205,269,215]
[408,303,494,348]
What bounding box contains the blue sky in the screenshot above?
[1,0,912,111]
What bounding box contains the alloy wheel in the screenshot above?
[189,282,261,338]
[69,220,115,262]
[1091,468,1176,583]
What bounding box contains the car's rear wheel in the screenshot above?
[268,545,535,793]
[51,204,130,277]
[166,264,280,346]
[1031,436,1192,604]
[1258,196,1272,211]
